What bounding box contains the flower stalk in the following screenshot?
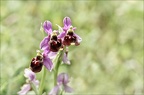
[60,89,64,95]
[38,67,47,95]
[54,49,65,86]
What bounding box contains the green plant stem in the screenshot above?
[60,89,64,95]
[54,49,64,86]
[54,58,61,85]
[39,67,47,95]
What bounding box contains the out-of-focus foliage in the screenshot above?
[0,0,143,95]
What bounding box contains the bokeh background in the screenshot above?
[1,0,143,95]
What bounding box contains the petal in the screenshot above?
[57,31,67,39]
[73,33,82,43]
[43,49,50,55]
[48,51,57,59]
[32,80,39,88]
[49,85,60,95]
[73,27,76,30]
[63,27,68,32]
[63,85,73,93]
[63,17,71,28]
[17,84,31,95]
[24,68,35,81]
[43,21,52,34]
[43,54,53,71]
[40,35,50,50]
[57,73,69,85]
[62,53,70,65]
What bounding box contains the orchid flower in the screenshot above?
[17,69,39,95]
[40,21,62,53]
[30,50,53,72]
[49,73,73,95]
[58,17,82,46]
[58,17,83,64]
[42,51,53,71]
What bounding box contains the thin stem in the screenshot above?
[54,48,65,86]
[38,67,47,95]
[54,58,61,85]
[60,89,64,95]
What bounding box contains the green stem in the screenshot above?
[38,67,47,95]
[54,58,61,85]
[60,89,64,95]
[54,49,65,86]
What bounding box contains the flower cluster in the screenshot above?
[18,17,82,95]
[31,17,82,73]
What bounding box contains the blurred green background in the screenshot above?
[1,0,143,95]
